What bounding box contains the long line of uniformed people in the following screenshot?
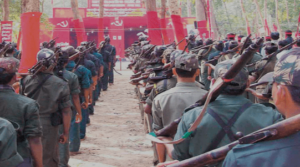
[0,37,116,167]
[127,30,300,167]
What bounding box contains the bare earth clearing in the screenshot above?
[69,62,153,167]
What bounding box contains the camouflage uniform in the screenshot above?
[223,47,300,167]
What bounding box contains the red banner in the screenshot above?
[1,21,13,42]
[197,20,209,39]
[73,19,87,46]
[53,19,70,47]
[19,12,42,74]
[171,15,186,50]
[160,18,170,45]
[98,18,105,45]
[147,11,163,45]
[109,17,125,58]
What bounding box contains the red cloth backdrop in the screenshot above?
[53,19,70,47]
[1,21,13,42]
[109,18,125,58]
[197,20,209,39]
[98,18,105,45]
[160,18,170,45]
[73,19,87,46]
[19,12,42,74]
[171,15,186,50]
[146,11,163,45]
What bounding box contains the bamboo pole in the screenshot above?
[275,0,282,38]
[2,0,9,21]
[253,0,265,35]
[240,0,251,35]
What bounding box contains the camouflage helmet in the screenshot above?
[154,46,167,57]
[174,53,199,71]
[170,50,182,65]
[214,59,249,90]
[161,48,175,63]
[0,57,20,75]
[80,41,88,46]
[273,51,300,87]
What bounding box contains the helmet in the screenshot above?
[105,37,111,43]
[138,36,148,42]
[76,46,85,52]
[36,49,56,68]
[154,46,167,57]
[61,46,78,57]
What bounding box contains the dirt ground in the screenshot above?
[69,62,153,167]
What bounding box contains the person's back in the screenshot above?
[0,117,24,167]
[22,49,72,167]
[152,53,207,130]
[0,57,43,167]
[223,42,300,167]
[167,60,282,167]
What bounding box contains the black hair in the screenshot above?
[265,43,278,55]
[0,73,15,85]
[222,84,247,95]
[175,68,197,78]
[278,40,288,48]
[296,38,300,47]
[287,86,300,104]
[271,32,280,40]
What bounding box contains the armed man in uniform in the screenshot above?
[55,47,82,167]
[223,42,300,167]
[21,49,72,167]
[0,57,43,167]
[100,37,114,91]
[158,60,282,167]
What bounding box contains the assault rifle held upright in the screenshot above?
[43,37,59,49]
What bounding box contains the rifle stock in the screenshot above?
[168,113,300,167]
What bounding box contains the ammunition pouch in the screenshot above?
[51,110,63,126]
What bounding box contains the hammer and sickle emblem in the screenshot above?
[57,21,69,28]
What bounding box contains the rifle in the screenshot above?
[0,43,11,58]
[168,113,300,167]
[28,48,61,76]
[72,46,96,72]
[44,37,59,49]
[97,41,107,52]
[141,45,156,59]
[190,43,215,54]
[147,35,263,144]
[205,43,242,64]
[249,40,297,74]
[175,36,187,47]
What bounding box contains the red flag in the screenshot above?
[273,24,278,32]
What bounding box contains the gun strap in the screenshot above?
[205,102,252,152]
[26,74,52,98]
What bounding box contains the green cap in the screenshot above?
[174,53,199,71]
[214,59,249,90]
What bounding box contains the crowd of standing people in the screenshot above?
[0,37,116,167]
[127,30,300,167]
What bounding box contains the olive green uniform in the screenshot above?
[145,76,177,107]
[152,82,207,130]
[58,69,80,167]
[172,95,283,167]
[0,85,42,162]
[22,72,71,167]
[0,117,24,167]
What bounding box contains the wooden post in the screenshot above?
[2,0,9,21]
[240,0,251,35]
[187,0,192,17]
[275,0,282,38]
[146,0,163,45]
[253,0,265,35]
[71,0,82,21]
[22,0,40,12]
